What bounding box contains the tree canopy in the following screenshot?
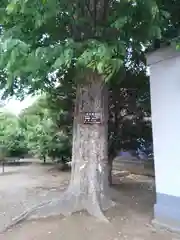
[0,0,164,97]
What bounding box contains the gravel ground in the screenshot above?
[0,163,180,240]
[0,164,69,232]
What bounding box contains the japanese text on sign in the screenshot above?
[84,112,101,124]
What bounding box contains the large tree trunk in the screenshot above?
[30,70,114,222]
[64,70,114,221]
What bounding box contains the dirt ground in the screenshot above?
[0,162,180,240]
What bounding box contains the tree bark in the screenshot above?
[63,70,114,221]
[31,70,114,222]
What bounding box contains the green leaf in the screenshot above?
[111,16,128,29]
[6,0,18,14]
[160,10,170,19]
[52,57,64,69]
[176,44,180,50]
[97,62,104,74]
[77,50,94,67]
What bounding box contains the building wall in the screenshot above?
[148,47,180,197]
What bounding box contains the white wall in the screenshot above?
[148,47,180,197]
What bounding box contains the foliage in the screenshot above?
[0,110,28,157]
[20,96,72,162]
[157,0,180,42]
[0,0,164,98]
[0,85,73,163]
[108,66,152,159]
[45,71,75,137]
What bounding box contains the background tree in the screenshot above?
[0,110,27,157]
[20,96,72,164]
[108,54,152,184]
